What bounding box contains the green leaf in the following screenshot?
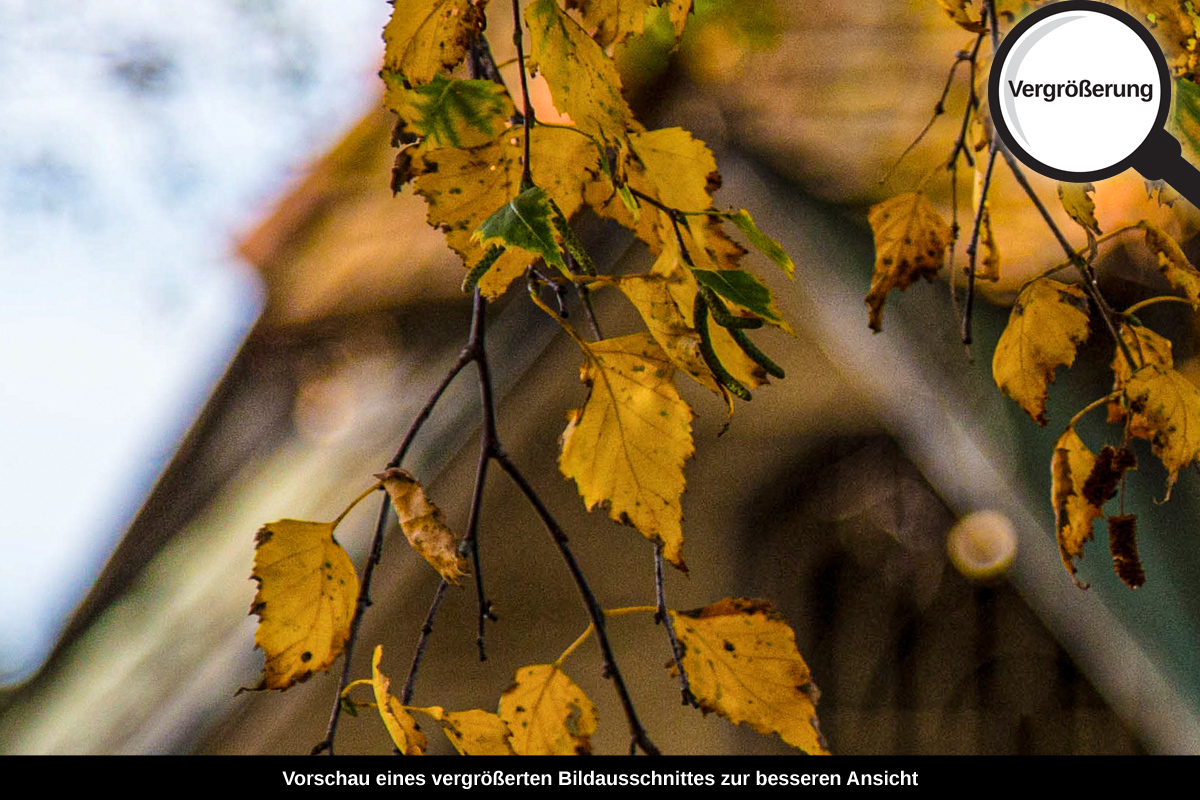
[1169,77,1200,165]
[473,186,567,274]
[690,268,792,333]
[384,73,514,148]
[724,209,794,279]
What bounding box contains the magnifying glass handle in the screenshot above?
[1132,128,1200,209]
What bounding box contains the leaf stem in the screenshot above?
[1122,295,1195,316]
[330,480,384,529]
[1067,394,1120,429]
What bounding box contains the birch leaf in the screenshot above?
[248,519,358,691]
[1051,425,1103,585]
[690,268,792,333]
[559,332,695,568]
[1058,182,1101,235]
[565,0,658,47]
[441,709,516,755]
[474,185,567,274]
[371,646,427,755]
[499,664,598,755]
[866,193,952,332]
[670,598,828,755]
[936,0,986,33]
[1109,323,1173,424]
[377,467,469,584]
[1140,221,1200,307]
[1124,364,1200,497]
[383,0,488,85]
[384,74,514,148]
[724,208,794,279]
[992,278,1091,425]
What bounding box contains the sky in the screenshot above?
[0,0,391,684]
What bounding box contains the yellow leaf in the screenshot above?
[1124,364,1200,497]
[866,193,952,332]
[371,646,427,755]
[1109,323,1173,424]
[559,332,695,568]
[526,0,634,153]
[935,0,986,33]
[377,467,469,584]
[249,519,359,691]
[409,126,598,298]
[669,598,827,755]
[612,272,732,406]
[498,664,598,755]
[973,159,1000,282]
[383,0,488,85]
[992,278,1091,425]
[1140,221,1200,307]
[1051,426,1103,586]
[440,709,516,755]
[565,0,658,47]
[384,74,515,149]
[1057,182,1101,235]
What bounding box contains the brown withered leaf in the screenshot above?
[1140,220,1200,307]
[1051,425,1103,587]
[1123,364,1200,498]
[866,193,952,332]
[670,598,827,754]
[1108,514,1145,589]
[377,467,469,584]
[1082,446,1137,507]
[992,279,1091,425]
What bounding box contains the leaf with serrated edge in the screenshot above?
[1140,221,1200,307]
[441,709,516,755]
[1051,426,1102,585]
[384,74,514,149]
[383,0,488,85]
[499,664,598,755]
[866,193,952,332]
[992,278,1091,425]
[473,185,567,274]
[936,0,986,32]
[377,467,469,584]
[691,268,792,333]
[559,332,695,568]
[371,646,427,755]
[249,519,358,691]
[726,209,794,279]
[1058,182,1101,235]
[1124,364,1200,498]
[670,598,827,754]
[565,0,657,47]
[1109,323,1173,424]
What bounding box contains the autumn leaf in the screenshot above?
[992,278,1091,425]
[440,709,516,755]
[249,519,359,690]
[1082,446,1137,508]
[383,0,488,85]
[474,185,567,274]
[565,0,659,48]
[1124,364,1200,497]
[370,645,427,755]
[1109,323,1173,424]
[670,598,827,755]
[1058,182,1101,235]
[866,193,952,332]
[559,332,695,568]
[936,0,986,33]
[1139,221,1200,306]
[690,268,792,333]
[377,467,469,584]
[526,0,634,153]
[1051,425,1103,586]
[384,74,514,149]
[499,664,598,755]
[724,208,794,279]
[611,272,732,406]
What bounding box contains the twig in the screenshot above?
[511,0,534,187]
[947,32,987,170]
[962,145,998,345]
[494,451,662,755]
[882,49,970,186]
[654,544,695,706]
[401,580,450,704]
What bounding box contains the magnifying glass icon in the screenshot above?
[990,0,1198,203]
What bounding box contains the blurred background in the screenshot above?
[2,0,1200,754]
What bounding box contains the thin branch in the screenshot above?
[1123,295,1196,317]
[494,451,662,756]
[962,145,998,345]
[464,290,499,660]
[947,32,987,170]
[511,0,534,187]
[882,48,969,186]
[655,544,695,706]
[401,579,450,704]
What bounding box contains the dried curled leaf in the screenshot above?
[383,0,488,85]
[440,709,516,755]
[670,598,827,754]
[559,333,695,569]
[1109,323,1173,423]
[1108,514,1145,589]
[992,279,1091,425]
[1082,446,1137,507]
[936,0,987,33]
[1124,364,1200,497]
[1052,426,1103,586]
[1140,220,1200,307]
[1058,182,1101,235]
[866,193,952,332]
[377,467,469,584]
[499,664,598,755]
[249,519,359,690]
[371,645,427,755]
